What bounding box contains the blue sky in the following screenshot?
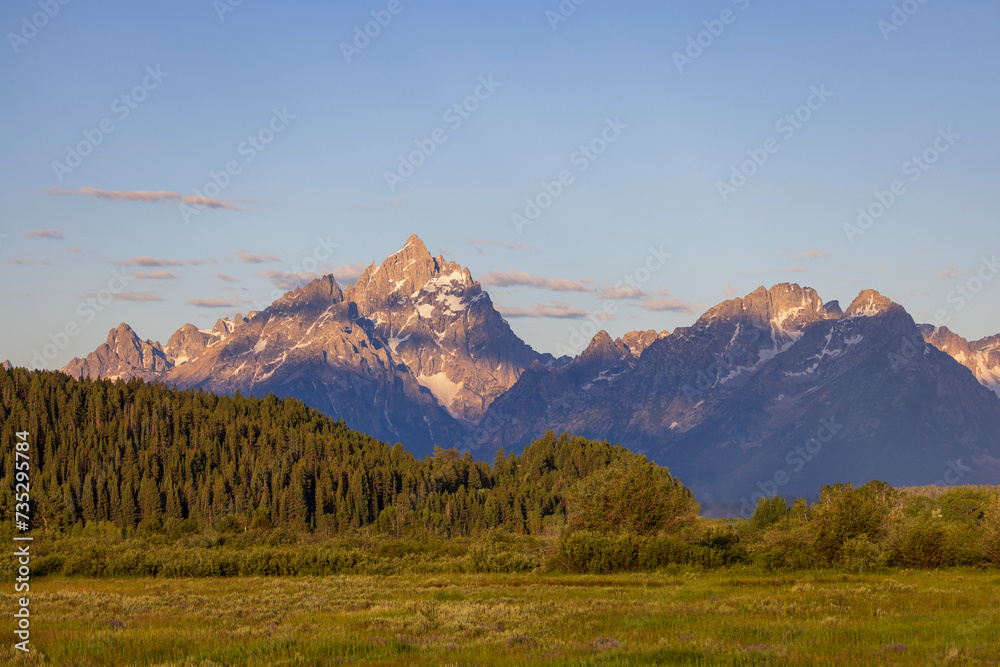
[1,0,998,367]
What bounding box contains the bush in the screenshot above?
[888,518,945,569]
[750,496,789,531]
[840,534,886,573]
[553,530,723,574]
[568,457,700,536]
[467,530,539,573]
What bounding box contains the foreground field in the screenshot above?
[4,570,998,666]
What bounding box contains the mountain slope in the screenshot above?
[479,285,1000,503]
[920,325,1000,397]
[62,236,548,452]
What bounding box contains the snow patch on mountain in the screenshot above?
[416,372,464,417]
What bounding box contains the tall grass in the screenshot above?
[5,570,997,666]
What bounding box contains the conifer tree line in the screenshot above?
[0,367,691,537]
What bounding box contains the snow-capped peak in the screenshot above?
[845,289,897,318]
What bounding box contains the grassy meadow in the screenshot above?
[4,569,998,666]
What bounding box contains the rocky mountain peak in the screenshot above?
[698,283,829,335]
[616,330,669,358]
[580,330,627,362]
[107,322,139,346]
[273,274,343,312]
[845,289,900,319]
[63,323,171,381]
[823,300,843,316]
[1,360,12,371]
[351,234,445,298]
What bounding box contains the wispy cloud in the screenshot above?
[723,286,739,298]
[935,263,961,280]
[480,270,593,292]
[83,291,163,302]
[467,239,536,251]
[133,270,178,280]
[333,262,367,284]
[187,298,241,308]
[215,273,241,284]
[258,269,324,291]
[25,229,64,239]
[775,266,807,274]
[3,257,50,265]
[115,292,165,302]
[641,296,698,313]
[497,301,589,319]
[786,248,830,259]
[236,250,280,264]
[596,284,648,300]
[112,257,206,267]
[47,186,245,210]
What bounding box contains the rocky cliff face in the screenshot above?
[163,315,251,365]
[920,325,1000,397]
[62,323,173,381]
[343,235,541,423]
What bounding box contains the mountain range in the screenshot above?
[56,235,1000,505]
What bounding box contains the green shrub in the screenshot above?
[750,496,789,531]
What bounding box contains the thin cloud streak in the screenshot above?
[480,270,593,292]
[111,257,206,267]
[641,297,698,313]
[115,292,165,302]
[467,239,535,251]
[187,298,241,308]
[497,301,589,319]
[787,248,830,259]
[25,229,64,239]
[237,250,280,264]
[47,186,245,210]
[132,270,178,280]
